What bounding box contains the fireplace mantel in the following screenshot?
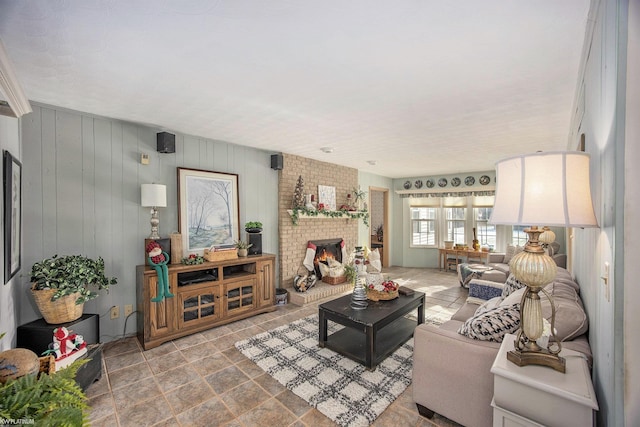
[287,209,369,225]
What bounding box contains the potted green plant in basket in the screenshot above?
[30,255,117,324]
[244,221,263,233]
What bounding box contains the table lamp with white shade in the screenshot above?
[141,184,167,240]
[490,151,598,372]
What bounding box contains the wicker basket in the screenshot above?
[366,289,399,301]
[321,275,347,285]
[38,355,55,377]
[31,285,83,324]
[203,249,238,262]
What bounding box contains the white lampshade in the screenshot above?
[141,184,167,208]
[490,152,598,228]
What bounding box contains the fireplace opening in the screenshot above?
[308,238,344,279]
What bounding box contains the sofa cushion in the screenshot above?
[458,304,520,342]
[499,281,587,342]
[542,281,588,341]
[490,263,511,274]
[502,244,523,265]
[451,303,479,322]
[501,287,526,307]
[474,296,503,316]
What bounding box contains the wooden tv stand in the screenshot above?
[136,253,276,350]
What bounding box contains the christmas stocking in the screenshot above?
[340,240,348,263]
[303,242,316,272]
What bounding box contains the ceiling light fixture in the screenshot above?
[367,160,377,165]
[320,147,334,153]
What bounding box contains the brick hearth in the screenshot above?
[287,281,353,306]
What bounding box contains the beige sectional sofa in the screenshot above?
[459,250,567,285]
[412,267,591,427]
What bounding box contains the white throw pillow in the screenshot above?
[501,287,526,307]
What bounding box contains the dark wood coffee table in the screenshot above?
[318,291,425,370]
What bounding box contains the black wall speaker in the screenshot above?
[157,132,176,153]
[271,153,283,170]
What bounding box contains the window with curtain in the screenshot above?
[474,207,496,247]
[410,207,437,246]
[444,207,466,244]
[512,225,528,246]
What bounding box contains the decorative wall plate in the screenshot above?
[426,179,435,188]
[479,175,490,185]
[414,180,423,189]
[403,180,412,189]
[451,177,461,187]
[465,176,475,186]
[438,178,448,187]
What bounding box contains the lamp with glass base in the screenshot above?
[141,184,167,240]
[490,152,598,372]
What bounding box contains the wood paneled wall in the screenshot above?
[20,104,279,341]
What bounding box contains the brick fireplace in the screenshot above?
[306,238,346,279]
[277,154,359,296]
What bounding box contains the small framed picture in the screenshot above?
[318,185,336,211]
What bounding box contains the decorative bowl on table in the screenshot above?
[366,280,399,301]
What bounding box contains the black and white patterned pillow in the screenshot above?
[502,273,526,298]
[458,304,520,342]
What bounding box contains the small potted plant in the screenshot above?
[375,224,384,242]
[244,221,263,233]
[30,255,117,324]
[234,240,253,257]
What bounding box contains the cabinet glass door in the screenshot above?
[178,286,221,328]
[225,280,256,316]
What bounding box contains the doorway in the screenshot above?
[369,187,389,267]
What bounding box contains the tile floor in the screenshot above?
[87,267,466,427]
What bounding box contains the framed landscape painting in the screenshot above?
[3,150,21,284]
[177,168,239,255]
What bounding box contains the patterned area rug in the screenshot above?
[235,314,431,427]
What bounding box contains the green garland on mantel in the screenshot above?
[289,207,369,226]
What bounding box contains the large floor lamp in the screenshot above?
[490,152,598,372]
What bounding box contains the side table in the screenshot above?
[17,314,100,356]
[490,334,598,427]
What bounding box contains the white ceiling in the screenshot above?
[0,0,590,178]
